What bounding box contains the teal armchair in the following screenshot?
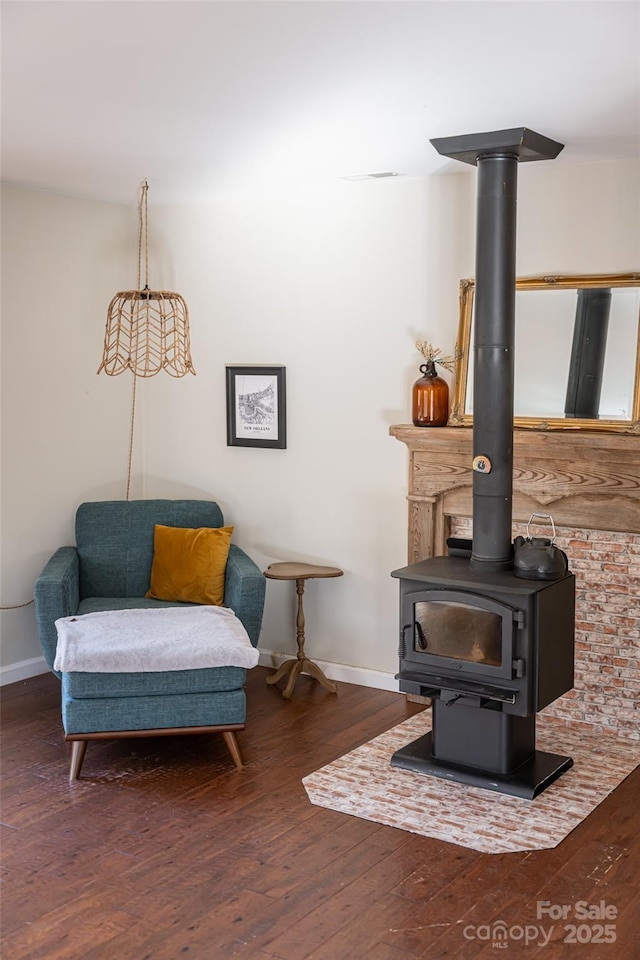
[34,500,265,780]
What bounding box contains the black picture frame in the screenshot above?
[226,365,287,449]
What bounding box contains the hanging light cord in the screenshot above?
[126,373,138,501]
[139,179,149,289]
[125,179,149,500]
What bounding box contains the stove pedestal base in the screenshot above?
[391,731,573,800]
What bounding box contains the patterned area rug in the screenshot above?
[302,711,640,853]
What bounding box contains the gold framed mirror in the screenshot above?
[449,273,640,433]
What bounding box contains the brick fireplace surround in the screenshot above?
[390,426,640,741]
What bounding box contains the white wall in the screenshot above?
[515,159,639,273]
[465,159,640,421]
[1,159,638,684]
[0,185,137,675]
[139,174,470,678]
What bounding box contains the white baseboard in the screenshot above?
[257,649,400,693]
[1,656,49,686]
[1,651,399,695]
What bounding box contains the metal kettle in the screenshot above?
[513,513,568,581]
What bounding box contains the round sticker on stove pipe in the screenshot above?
[472,455,492,474]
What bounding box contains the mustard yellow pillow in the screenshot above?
[146,524,234,606]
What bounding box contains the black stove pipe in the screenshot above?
[430,129,564,572]
[470,154,518,571]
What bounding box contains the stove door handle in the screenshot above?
[414,620,428,650]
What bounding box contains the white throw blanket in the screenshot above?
[54,605,259,673]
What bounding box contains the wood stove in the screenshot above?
[392,555,575,798]
[391,129,577,799]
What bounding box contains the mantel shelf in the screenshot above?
[389,425,640,562]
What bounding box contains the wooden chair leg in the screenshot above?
[222,731,244,769]
[69,740,88,781]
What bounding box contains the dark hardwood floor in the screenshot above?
[1,667,639,959]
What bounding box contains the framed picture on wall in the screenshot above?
[225,365,287,449]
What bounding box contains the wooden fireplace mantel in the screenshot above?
[390,425,640,562]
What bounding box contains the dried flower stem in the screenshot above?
[415,340,459,374]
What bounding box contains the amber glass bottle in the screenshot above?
[412,360,449,426]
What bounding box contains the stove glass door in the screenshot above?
[402,589,517,682]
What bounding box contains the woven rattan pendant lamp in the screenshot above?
[98,179,195,379]
[98,180,195,498]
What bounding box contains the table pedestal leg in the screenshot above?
[266,577,338,698]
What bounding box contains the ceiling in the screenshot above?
[2,1,639,205]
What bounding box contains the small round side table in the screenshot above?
[263,561,343,699]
